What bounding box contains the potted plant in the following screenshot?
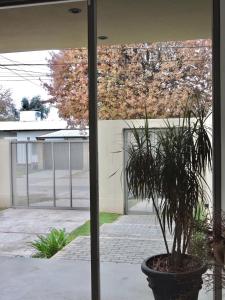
[125,106,212,300]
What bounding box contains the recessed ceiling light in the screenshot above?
[98,36,108,40]
[69,8,82,14]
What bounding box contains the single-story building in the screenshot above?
[0,111,68,141]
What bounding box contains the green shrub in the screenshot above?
[189,230,209,261]
[31,228,70,258]
[188,215,211,263]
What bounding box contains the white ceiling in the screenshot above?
[0,0,211,53]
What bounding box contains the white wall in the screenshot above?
[20,111,41,122]
[98,118,209,214]
[0,140,11,208]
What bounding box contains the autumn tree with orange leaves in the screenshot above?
[44,40,212,124]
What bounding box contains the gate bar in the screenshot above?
[26,143,29,207]
[51,142,56,207]
[69,141,73,208]
[10,142,14,207]
[88,0,101,299]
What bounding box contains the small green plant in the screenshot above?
[188,204,211,261]
[31,228,70,258]
[189,221,209,262]
[31,213,121,258]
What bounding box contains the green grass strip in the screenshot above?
[68,212,120,242]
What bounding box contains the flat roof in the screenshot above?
[37,129,89,139]
[0,120,67,131]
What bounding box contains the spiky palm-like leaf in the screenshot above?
[125,107,212,268]
[31,228,70,258]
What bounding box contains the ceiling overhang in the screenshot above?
[0,0,212,53]
[0,0,81,8]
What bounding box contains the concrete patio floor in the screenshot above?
[0,208,90,257]
[0,257,213,300]
[0,210,218,299]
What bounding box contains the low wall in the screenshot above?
[98,118,212,214]
[0,118,213,214]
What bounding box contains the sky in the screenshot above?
[0,50,55,109]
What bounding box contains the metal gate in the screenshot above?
[123,128,161,215]
[11,140,89,209]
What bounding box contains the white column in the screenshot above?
[0,140,11,208]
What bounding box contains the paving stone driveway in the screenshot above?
[54,215,172,263]
[0,208,90,257]
[0,209,171,262]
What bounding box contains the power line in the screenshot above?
[0,75,50,78]
[0,54,27,65]
[0,65,49,75]
[61,45,212,51]
[0,73,50,77]
[0,54,48,69]
[0,66,42,87]
[0,54,49,75]
[0,79,51,81]
[0,59,211,67]
[0,46,211,67]
[0,68,48,75]
[0,46,211,85]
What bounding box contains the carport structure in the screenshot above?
[0,0,223,300]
